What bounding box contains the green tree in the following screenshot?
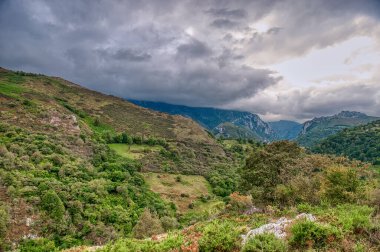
[41,190,65,221]
[240,141,303,203]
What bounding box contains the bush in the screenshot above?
[198,220,240,252]
[41,190,65,221]
[327,204,373,233]
[242,233,287,252]
[323,166,361,204]
[290,220,340,249]
[226,192,253,212]
[19,238,58,252]
[132,209,164,239]
[160,216,179,231]
[0,205,9,250]
[99,233,183,252]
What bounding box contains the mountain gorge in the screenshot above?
[130,100,276,141]
[268,120,302,140]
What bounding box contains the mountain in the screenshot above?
[268,120,302,140]
[212,122,262,140]
[311,120,380,164]
[129,100,275,141]
[297,111,380,147]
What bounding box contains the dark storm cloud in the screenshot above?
[210,19,240,29]
[0,0,380,119]
[176,39,212,59]
[205,8,247,19]
[97,48,152,62]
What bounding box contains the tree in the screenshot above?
[41,190,65,221]
[240,141,303,203]
[132,209,164,239]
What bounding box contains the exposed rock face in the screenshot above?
[241,213,316,244]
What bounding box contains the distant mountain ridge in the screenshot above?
[297,111,380,147]
[129,100,276,141]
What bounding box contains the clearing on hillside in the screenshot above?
[142,172,214,213]
[108,143,163,160]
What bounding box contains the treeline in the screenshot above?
[312,120,380,165]
[101,131,169,147]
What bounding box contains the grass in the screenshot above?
[142,172,214,213]
[109,144,163,160]
[0,82,25,98]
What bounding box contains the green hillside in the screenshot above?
[312,120,380,164]
[297,111,379,147]
[0,68,237,250]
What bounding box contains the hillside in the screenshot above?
[0,68,231,176]
[0,68,236,249]
[297,111,379,147]
[129,100,276,141]
[312,120,380,164]
[268,120,302,140]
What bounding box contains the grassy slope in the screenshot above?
[142,172,215,213]
[0,68,233,175]
[109,144,163,160]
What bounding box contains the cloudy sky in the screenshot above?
[1,0,380,121]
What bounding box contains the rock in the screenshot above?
[241,213,316,244]
[26,217,33,227]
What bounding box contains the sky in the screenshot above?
[1,0,380,122]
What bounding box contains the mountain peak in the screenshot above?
[336,111,367,118]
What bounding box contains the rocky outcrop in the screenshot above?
[241,213,316,244]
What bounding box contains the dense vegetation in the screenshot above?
[312,120,380,164]
[0,123,175,250]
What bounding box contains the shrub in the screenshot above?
[322,166,361,204]
[329,204,373,233]
[0,205,9,250]
[242,233,287,252]
[226,192,253,212]
[99,233,183,252]
[290,220,340,249]
[160,216,179,231]
[132,209,164,239]
[41,190,65,221]
[198,220,240,252]
[19,238,58,252]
